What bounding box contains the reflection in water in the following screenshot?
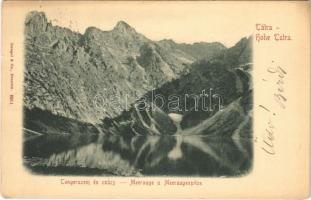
[24,132,252,176]
[23,86,253,176]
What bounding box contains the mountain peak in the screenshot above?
[26,11,47,22]
[25,11,49,33]
[113,20,136,33]
[116,20,130,27]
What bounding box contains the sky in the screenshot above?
[37,1,258,47]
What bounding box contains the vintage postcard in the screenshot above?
[1,1,310,198]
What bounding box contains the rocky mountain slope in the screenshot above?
[24,11,232,123]
[100,60,252,137]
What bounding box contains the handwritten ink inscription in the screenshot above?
[259,61,287,155]
[259,105,276,155]
[268,66,287,109]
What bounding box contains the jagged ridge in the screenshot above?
[24,11,236,123]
